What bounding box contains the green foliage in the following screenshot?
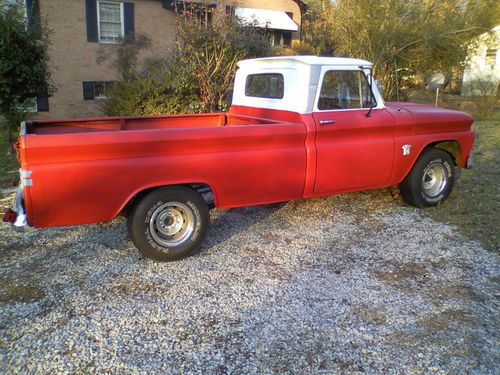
[102,61,202,116]
[103,15,271,116]
[272,42,317,56]
[302,0,500,99]
[0,0,53,147]
[0,121,18,187]
[96,33,152,82]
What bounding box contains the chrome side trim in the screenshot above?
[20,170,32,178]
[19,169,33,187]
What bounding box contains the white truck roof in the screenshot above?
[233,55,383,114]
[237,55,373,68]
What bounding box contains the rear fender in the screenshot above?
[117,182,217,218]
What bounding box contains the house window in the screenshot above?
[485,49,497,67]
[97,1,124,42]
[16,97,49,112]
[83,81,115,100]
[270,31,292,48]
[182,5,214,25]
[271,32,281,47]
[283,32,292,47]
[17,98,37,113]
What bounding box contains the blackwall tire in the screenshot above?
[128,186,209,261]
[399,148,455,208]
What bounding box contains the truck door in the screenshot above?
[312,68,395,194]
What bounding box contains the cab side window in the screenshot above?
[318,70,375,110]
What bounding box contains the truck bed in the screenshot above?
[25,112,283,135]
[19,108,310,228]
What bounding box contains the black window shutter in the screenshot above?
[124,3,134,36]
[85,0,98,43]
[162,0,171,9]
[83,82,95,100]
[36,96,49,112]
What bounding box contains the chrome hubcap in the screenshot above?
[422,163,447,197]
[149,202,194,247]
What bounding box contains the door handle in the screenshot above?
[319,119,336,125]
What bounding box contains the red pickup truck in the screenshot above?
[6,56,474,261]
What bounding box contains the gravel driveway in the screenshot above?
[0,188,498,374]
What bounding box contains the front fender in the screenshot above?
[390,131,475,185]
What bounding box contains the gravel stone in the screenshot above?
[0,188,498,374]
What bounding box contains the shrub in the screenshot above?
[102,61,202,116]
[462,79,500,120]
[272,42,316,56]
[102,15,271,116]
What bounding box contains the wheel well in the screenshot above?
[121,183,215,217]
[427,140,461,165]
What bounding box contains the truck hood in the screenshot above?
[386,101,474,133]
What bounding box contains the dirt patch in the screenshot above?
[0,276,44,302]
[419,309,474,331]
[353,305,388,325]
[430,285,488,302]
[372,262,428,282]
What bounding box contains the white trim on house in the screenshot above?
[234,7,298,31]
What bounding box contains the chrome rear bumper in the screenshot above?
[2,170,29,230]
[12,184,27,229]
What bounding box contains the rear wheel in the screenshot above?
[399,148,455,208]
[128,186,209,261]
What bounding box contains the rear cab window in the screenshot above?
[245,73,284,99]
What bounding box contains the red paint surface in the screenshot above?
[18,104,474,228]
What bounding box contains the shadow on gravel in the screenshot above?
[202,203,285,251]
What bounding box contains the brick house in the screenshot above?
[27,0,306,119]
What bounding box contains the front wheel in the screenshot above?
[128,186,209,261]
[399,148,455,208]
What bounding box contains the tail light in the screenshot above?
[2,209,17,223]
[13,139,21,163]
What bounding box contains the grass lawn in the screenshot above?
[425,120,499,253]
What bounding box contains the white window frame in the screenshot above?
[17,98,38,113]
[94,81,114,99]
[97,0,124,44]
